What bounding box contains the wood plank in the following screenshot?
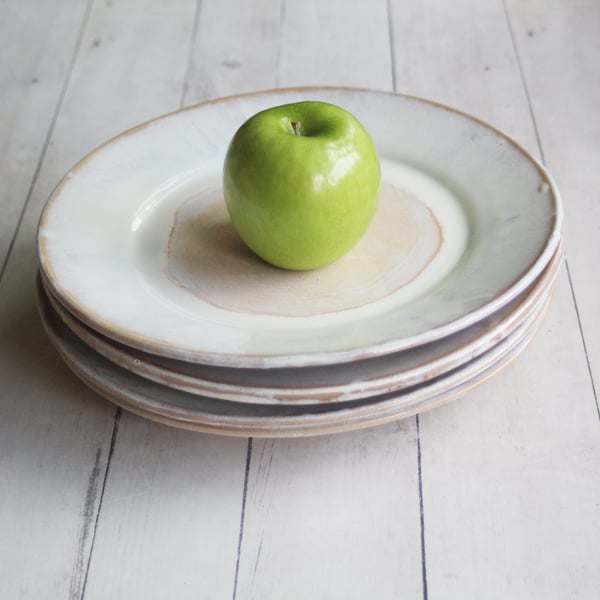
[277,0,393,88]
[388,0,600,597]
[78,1,264,597]
[504,0,600,414]
[82,420,248,598]
[0,1,244,598]
[389,0,538,149]
[183,0,283,103]
[184,0,394,105]
[0,5,117,597]
[35,0,198,170]
[230,1,424,598]
[420,270,600,599]
[0,0,89,272]
[2,1,596,597]
[236,427,423,599]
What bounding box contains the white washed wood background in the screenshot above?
[0,1,598,598]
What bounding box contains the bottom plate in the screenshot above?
[37,278,553,437]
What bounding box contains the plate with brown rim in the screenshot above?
[38,88,562,368]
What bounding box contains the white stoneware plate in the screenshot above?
[41,241,561,404]
[38,88,562,368]
[37,279,551,437]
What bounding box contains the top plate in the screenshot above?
[38,88,562,368]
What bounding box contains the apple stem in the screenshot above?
[291,121,301,136]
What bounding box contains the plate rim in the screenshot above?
[37,277,550,437]
[37,86,564,368]
[39,240,562,404]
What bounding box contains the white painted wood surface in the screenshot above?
[0,1,598,599]
[0,0,89,271]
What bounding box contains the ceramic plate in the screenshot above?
[37,279,551,437]
[41,241,561,404]
[38,88,562,367]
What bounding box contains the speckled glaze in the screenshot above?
[40,241,562,405]
[38,88,562,368]
[37,277,551,437]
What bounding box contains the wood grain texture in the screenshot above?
[0,0,89,272]
[0,1,243,599]
[0,4,119,596]
[236,427,423,599]
[184,0,283,104]
[0,0,598,598]
[49,2,249,599]
[419,269,600,599]
[278,0,393,88]
[504,0,600,416]
[389,0,600,597]
[389,0,538,148]
[82,420,247,599]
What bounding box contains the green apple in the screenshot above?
[222,101,381,270]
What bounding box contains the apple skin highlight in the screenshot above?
[223,101,381,271]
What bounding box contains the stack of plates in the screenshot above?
[36,88,563,437]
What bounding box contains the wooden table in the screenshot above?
[1,1,599,598]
